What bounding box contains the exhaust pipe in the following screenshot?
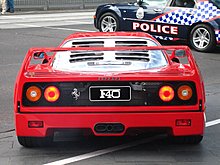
[94,123,125,134]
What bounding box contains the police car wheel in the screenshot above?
[99,12,119,32]
[190,24,216,52]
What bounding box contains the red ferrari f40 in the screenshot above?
[14,32,206,147]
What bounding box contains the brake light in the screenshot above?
[159,85,174,102]
[26,86,42,102]
[177,85,192,100]
[44,86,60,102]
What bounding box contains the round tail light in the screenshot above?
[178,85,192,100]
[26,86,42,102]
[44,86,60,102]
[159,85,174,102]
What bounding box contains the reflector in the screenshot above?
[28,121,43,128]
[176,119,191,126]
[26,86,41,102]
[178,85,192,100]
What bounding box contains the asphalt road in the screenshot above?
[0,11,220,165]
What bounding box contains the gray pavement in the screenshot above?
[0,10,220,165]
[0,11,95,29]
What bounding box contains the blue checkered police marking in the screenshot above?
[154,1,220,41]
[155,1,220,25]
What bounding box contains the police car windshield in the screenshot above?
[211,0,220,8]
[141,0,167,6]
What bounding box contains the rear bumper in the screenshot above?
[15,112,205,137]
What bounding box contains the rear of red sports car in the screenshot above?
[14,32,206,147]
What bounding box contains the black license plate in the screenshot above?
[89,86,131,101]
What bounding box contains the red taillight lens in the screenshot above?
[44,86,60,102]
[26,86,42,102]
[177,85,192,100]
[159,85,174,102]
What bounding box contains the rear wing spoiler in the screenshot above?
[21,45,197,71]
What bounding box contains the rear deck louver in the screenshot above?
[115,40,148,47]
[72,41,104,47]
[69,52,104,63]
[115,51,150,62]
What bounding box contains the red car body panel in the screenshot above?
[16,112,204,137]
[14,32,205,139]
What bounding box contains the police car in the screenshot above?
[94,0,220,52]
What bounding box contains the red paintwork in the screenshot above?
[14,32,205,138]
[59,32,160,46]
[16,112,204,137]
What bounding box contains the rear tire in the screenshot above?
[189,24,216,52]
[17,136,53,148]
[170,135,203,144]
[99,12,119,32]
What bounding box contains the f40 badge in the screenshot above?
[89,86,131,102]
[100,89,121,99]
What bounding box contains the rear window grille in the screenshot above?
[69,57,104,63]
[69,52,104,63]
[115,56,150,62]
[72,41,104,47]
[115,41,148,47]
[70,52,103,58]
[115,52,150,62]
[115,52,149,56]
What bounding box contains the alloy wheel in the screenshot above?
[101,16,117,32]
[192,27,211,49]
